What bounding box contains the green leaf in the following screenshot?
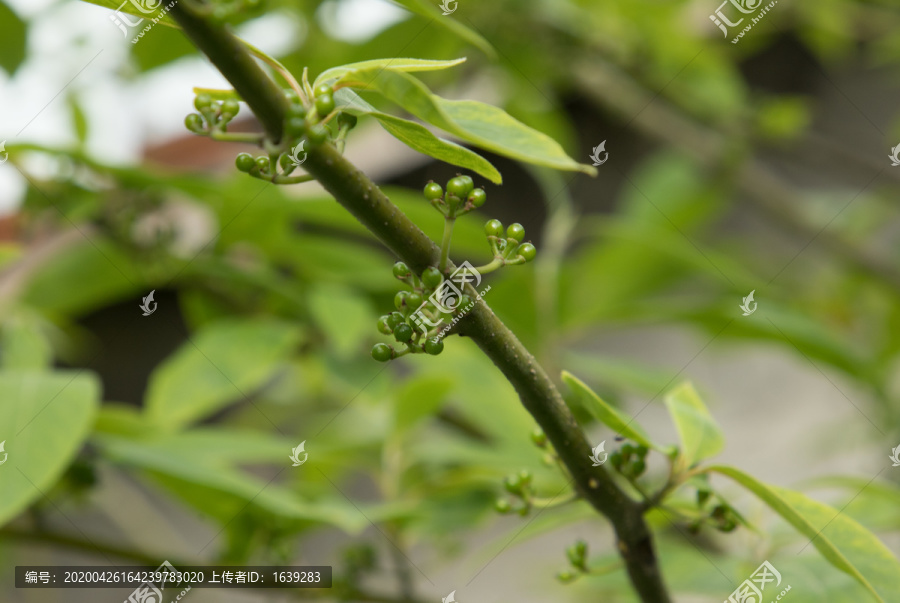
[663,382,724,468]
[315,57,467,88]
[75,0,179,28]
[393,375,455,434]
[0,2,26,75]
[561,371,657,450]
[0,371,101,527]
[145,318,301,429]
[336,68,595,175]
[335,88,501,183]
[1,312,53,370]
[711,465,900,602]
[68,94,88,145]
[389,1,495,57]
[307,283,373,359]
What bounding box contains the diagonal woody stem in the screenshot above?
[168,5,672,601]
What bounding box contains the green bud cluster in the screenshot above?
[184,93,241,136]
[423,174,487,218]
[370,262,452,362]
[494,470,534,517]
[687,483,743,534]
[609,442,649,479]
[556,540,590,584]
[484,219,536,266]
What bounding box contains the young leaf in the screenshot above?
[315,57,467,88]
[336,88,502,183]
[0,371,101,527]
[561,371,657,450]
[663,382,724,468]
[0,2,27,76]
[335,68,596,175]
[711,465,900,601]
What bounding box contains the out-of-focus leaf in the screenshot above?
[336,68,595,175]
[307,283,372,359]
[393,374,455,434]
[0,371,101,526]
[68,95,88,145]
[561,371,658,450]
[315,57,467,87]
[336,88,501,182]
[1,312,53,370]
[389,0,494,56]
[145,318,301,429]
[664,382,724,468]
[711,465,900,601]
[75,0,178,28]
[0,2,26,75]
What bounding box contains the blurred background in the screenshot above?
[1,0,900,601]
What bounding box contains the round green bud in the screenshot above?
[458,294,473,309]
[407,292,423,309]
[424,339,444,356]
[184,113,204,133]
[422,266,442,289]
[518,469,532,485]
[566,546,584,568]
[315,93,335,116]
[485,219,503,237]
[556,570,576,583]
[517,242,536,262]
[531,428,547,447]
[394,291,410,311]
[221,99,240,117]
[468,187,487,208]
[235,153,255,172]
[423,182,443,201]
[718,518,737,533]
[306,123,329,145]
[285,117,306,139]
[504,474,522,494]
[393,261,411,279]
[337,112,358,130]
[193,93,212,112]
[446,176,471,198]
[494,499,512,514]
[255,156,270,172]
[574,540,588,558]
[377,315,393,335]
[279,153,295,172]
[371,343,393,362]
[284,89,300,105]
[314,83,333,98]
[632,459,646,476]
[609,451,623,469]
[287,103,307,119]
[387,312,404,330]
[507,223,525,242]
[635,444,649,459]
[394,323,413,343]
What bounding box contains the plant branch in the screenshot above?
[167,5,671,601]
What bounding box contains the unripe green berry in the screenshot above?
[285,117,306,139]
[255,156,270,172]
[494,499,512,514]
[635,444,649,459]
[518,469,532,485]
[337,113,358,130]
[393,261,411,279]
[610,451,623,469]
[407,292,423,309]
[394,291,410,311]
[306,123,329,145]
[424,339,444,355]
[315,93,335,116]
[314,84,333,98]
[423,182,443,201]
[284,89,300,104]
[566,545,585,569]
[517,243,536,262]
[194,93,212,111]
[468,188,487,208]
[235,153,255,172]
[632,459,646,476]
[556,570,576,583]
[574,540,588,558]
[184,113,204,133]
[371,343,393,362]
[394,323,413,343]
[422,267,442,289]
[287,103,307,119]
[221,99,240,117]
[485,219,503,237]
[446,176,471,198]
[458,294,473,309]
[531,428,547,447]
[377,315,393,335]
[387,312,404,330]
[504,474,522,494]
[279,153,294,172]
[507,223,525,243]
